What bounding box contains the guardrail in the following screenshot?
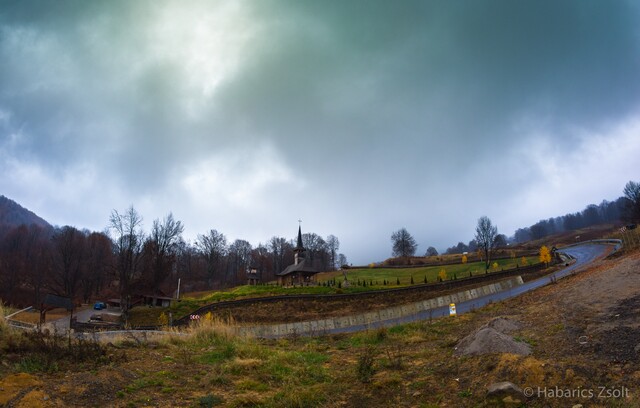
[7,319,37,330]
[558,239,623,256]
[4,306,37,330]
[4,306,34,319]
[560,239,622,249]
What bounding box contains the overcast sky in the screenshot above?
[1,1,639,264]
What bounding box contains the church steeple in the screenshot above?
[294,222,305,265]
[295,225,304,251]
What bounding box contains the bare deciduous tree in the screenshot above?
[269,236,292,275]
[474,216,498,272]
[391,228,417,258]
[82,232,113,303]
[228,239,252,284]
[326,235,340,270]
[146,213,184,294]
[623,180,640,223]
[196,229,227,288]
[337,253,347,268]
[50,226,86,300]
[109,206,145,315]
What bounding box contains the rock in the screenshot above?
[486,382,526,407]
[486,317,522,334]
[455,327,531,356]
[455,316,531,356]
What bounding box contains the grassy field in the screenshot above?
[317,256,539,286]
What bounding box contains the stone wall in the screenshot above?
[234,276,524,338]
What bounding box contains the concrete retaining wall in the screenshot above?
[234,276,524,339]
[174,262,546,326]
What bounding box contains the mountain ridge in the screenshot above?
[0,195,51,229]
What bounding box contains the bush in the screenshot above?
[199,394,223,407]
[2,330,115,372]
[356,346,376,383]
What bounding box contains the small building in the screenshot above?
[247,267,260,285]
[277,225,319,286]
[142,294,173,308]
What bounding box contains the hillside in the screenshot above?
[1,247,638,407]
[0,195,51,229]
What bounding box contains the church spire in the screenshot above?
[294,221,305,265]
[296,224,304,251]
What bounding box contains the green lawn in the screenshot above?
[317,256,539,287]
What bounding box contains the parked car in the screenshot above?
[93,302,106,310]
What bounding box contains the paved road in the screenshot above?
[44,305,121,332]
[325,243,614,335]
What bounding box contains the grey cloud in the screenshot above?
[0,1,639,263]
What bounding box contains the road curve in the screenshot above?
[323,242,614,335]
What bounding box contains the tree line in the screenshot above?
[0,206,345,310]
[512,180,640,243]
[391,180,640,261]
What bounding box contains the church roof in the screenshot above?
[277,257,318,276]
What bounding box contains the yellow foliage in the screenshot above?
[461,255,467,264]
[157,312,169,327]
[521,256,528,266]
[204,311,214,321]
[539,245,552,266]
[438,269,447,281]
[492,262,499,270]
[369,263,375,268]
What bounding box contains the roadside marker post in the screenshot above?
[449,303,457,316]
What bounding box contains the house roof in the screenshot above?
[42,294,74,311]
[277,258,318,276]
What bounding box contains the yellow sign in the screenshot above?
[449,303,457,316]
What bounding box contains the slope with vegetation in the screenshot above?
[1,240,639,407]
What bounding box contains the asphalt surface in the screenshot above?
[45,305,121,332]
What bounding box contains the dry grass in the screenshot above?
[3,247,639,407]
[0,302,8,332]
[9,308,68,324]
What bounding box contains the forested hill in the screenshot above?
[0,195,51,229]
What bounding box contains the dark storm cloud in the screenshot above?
[0,0,639,263]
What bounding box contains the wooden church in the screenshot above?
[277,225,319,286]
